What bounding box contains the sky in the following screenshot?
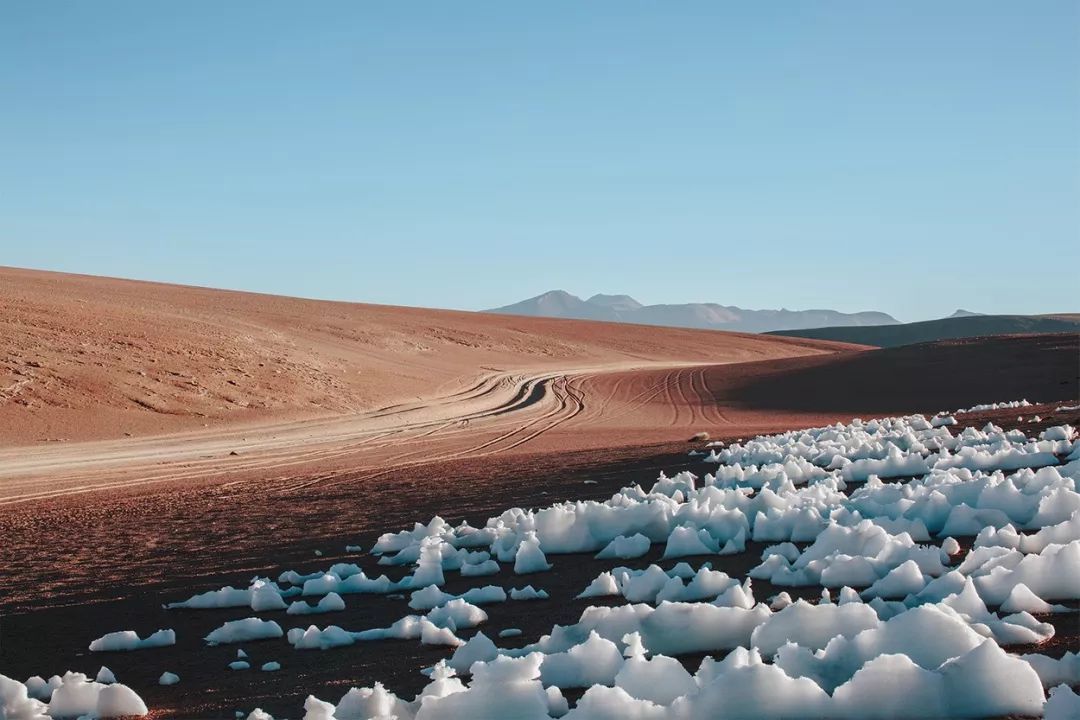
[1,2,1078,322]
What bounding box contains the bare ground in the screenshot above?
[1,405,1077,719]
[0,266,846,447]
[0,268,1077,717]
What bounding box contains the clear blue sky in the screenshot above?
[2,2,1077,321]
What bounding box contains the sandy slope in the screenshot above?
[0,267,850,501]
[3,268,1074,507]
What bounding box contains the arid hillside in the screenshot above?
[0,267,849,446]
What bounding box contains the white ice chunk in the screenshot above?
[204,618,283,646]
[89,629,176,652]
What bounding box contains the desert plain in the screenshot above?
[1,266,1078,718]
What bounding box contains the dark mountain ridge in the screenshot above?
[486,291,899,333]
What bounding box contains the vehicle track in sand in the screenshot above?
[0,361,717,504]
[283,373,588,491]
[11,331,1071,505]
[674,368,696,426]
[693,365,730,425]
[0,266,865,504]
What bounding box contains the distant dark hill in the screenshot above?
[486,291,898,334]
[725,333,1078,414]
[490,290,616,321]
[766,314,1080,348]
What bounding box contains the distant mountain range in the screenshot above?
[766,314,1080,348]
[485,290,899,334]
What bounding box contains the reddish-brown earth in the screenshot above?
[2,407,1077,719]
[0,268,1076,718]
[0,266,846,446]
[0,266,857,505]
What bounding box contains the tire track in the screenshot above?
[673,367,698,426]
[580,370,676,426]
[0,361,737,504]
[664,369,684,427]
[698,366,732,424]
[487,375,586,455]
[322,374,588,487]
[688,366,715,426]
[585,372,625,422]
[303,375,572,489]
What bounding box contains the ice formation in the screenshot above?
[166,578,294,611]
[204,618,284,645]
[287,592,347,615]
[955,399,1033,414]
[1045,684,1080,719]
[595,533,651,560]
[271,412,1078,719]
[88,629,176,652]
[509,586,550,601]
[0,672,148,718]
[32,409,1079,718]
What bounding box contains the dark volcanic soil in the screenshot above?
[2,405,1079,719]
